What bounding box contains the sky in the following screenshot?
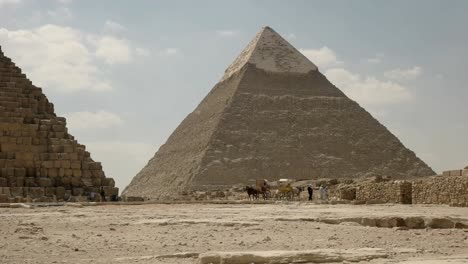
[1,0,467,190]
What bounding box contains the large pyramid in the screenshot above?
[123,27,435,199]
[0,45,118,202]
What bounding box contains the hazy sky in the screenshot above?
[1,0,467,189]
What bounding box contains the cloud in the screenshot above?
[135,47,150,57]
[64,111,124,130]
[216,30,239,37]
[325,68,412,105]
[103,20,126,33]
[366,53,384,64]
[94,36,132,64]
[299,46,343,69]
[285,33,296,40]
[0,23,148,92]
[0,0,21,7]
[0,24,113,92]
[158,48,178,56]
[384,66,423,81]
[56,0,72,4]
[46,7,73,21]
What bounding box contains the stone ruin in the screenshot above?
[124,26,435,200]
[0,45,118,203]
[330,166,468,206]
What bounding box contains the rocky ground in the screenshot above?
[0,202,467,263]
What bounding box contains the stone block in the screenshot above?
[102,178,115,187]
[64,168,73,177]
[27,187,44,199]
[16,176,24,187]
[464,169,468,176]
[10,187,24,197]
[72,169,82,177]
[0,194,9,203]
[45,187,56,196]
[24,177,36,187]
[64,190,72,200]
[48,168,58,177]
[37,177,52,187]
[72,188,84,196]
[103,186,119,196]
[0,177,7,187]
[0,187,11,196]
[91,170,104,178]
[71,177,82,187]
[70,161,81,169]
[61,160,70,168]
[14,168,26,177]
[56,187,65,200]
[450,170,462,176]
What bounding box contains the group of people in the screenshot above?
[307,184,328,201]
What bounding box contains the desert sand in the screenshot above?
[1,202,467,263]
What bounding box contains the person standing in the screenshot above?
[319,185,324,200]
[100,187,106,202]
[307,184,313,201]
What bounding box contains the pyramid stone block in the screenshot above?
[123,26,435,199]
[0,45,118,202]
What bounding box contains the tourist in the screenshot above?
[100,187,106,202]
[319,185,324,200]
[307,184,313,201]
[324,186,328,200]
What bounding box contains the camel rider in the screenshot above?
[262,179,269,192]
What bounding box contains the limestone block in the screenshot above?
[16,176,24,187]
[71,177,82,187]
[464,169,468,176]
[72,169,82,177]
[48,168,58,177]
[27,187,44,199]
[14,168,26,177]
[10,187,24,197]
[37,177,52,187]
[44,187,56,196]
[56,186,65,200]
[64,168,73,177]
[449,170,462,176]
[103,186,119,196]
[102,178,115,187]
[70,161,81,169]
[64,145,74,153]
[61,160,70,168]
[24,177,35,187]
[0,177,7,187]
[64,190,72,200]
[72,188,84,196]
[91,170,104,178]
[0,194,9,203]
[89,162,102,170]
[91,178,101,186]
[0,187,10,196]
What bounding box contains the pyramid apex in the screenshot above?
[222,26,317,80]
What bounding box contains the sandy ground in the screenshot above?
[0,202,467,264]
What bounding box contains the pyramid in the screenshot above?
[0,45,118,202]
[123,26,435,199]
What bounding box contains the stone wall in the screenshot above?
[0,46,118,203]
[412,176,468,206]
[356,181,412,204]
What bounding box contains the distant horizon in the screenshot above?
[1,0,467,189]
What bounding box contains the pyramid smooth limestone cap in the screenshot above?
[222,26,318,80]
